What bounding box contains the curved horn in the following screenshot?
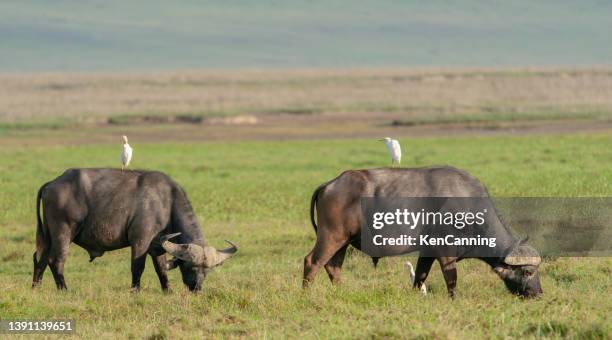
[504,244,541,266]
[201,240,238,268]
[161,233,206,264]
[161,232,182,243]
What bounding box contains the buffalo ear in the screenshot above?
[166,257,180,271]
[522,266,537,277]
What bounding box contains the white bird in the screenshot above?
[406,261,427,295]
[120,135,133,171]
[379,137,401,166]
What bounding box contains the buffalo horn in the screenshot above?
[201,241,238,268]
[504,244,541,266]
[162,233,237,267]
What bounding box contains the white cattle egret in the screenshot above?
[120,135,133,171]
[379,137,401,166]
[406,261,427,295]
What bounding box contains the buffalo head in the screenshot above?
[493,239,543,298]
[161,233,237,291]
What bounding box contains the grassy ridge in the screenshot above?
[0,133,611,338]
[2,69,612,125]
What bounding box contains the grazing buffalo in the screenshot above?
[32,168,237,292]
[304,166,543,298]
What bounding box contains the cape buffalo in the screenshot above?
[304,166,543,298]
[32,168,237,292]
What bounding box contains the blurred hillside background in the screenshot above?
[1,0,611,71]
[1,1,611,142]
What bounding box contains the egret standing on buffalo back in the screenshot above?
[121,135,133,171]
[380,137,401,166]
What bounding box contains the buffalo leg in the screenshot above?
[128,225,157,291]
[303,237,347,288]
[32,251,48,288]
[130,252,147,291]
[413,257,435,290]
[48,228,71,290]
[324,244,349,285]
[439,258,458,299]
[151,254,169,292]
[49,259,68,290]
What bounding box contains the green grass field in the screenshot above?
[0,133,611,338]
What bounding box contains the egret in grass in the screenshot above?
[379,137,401,166]
[406,261,427,295]
[120,135,133,171]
